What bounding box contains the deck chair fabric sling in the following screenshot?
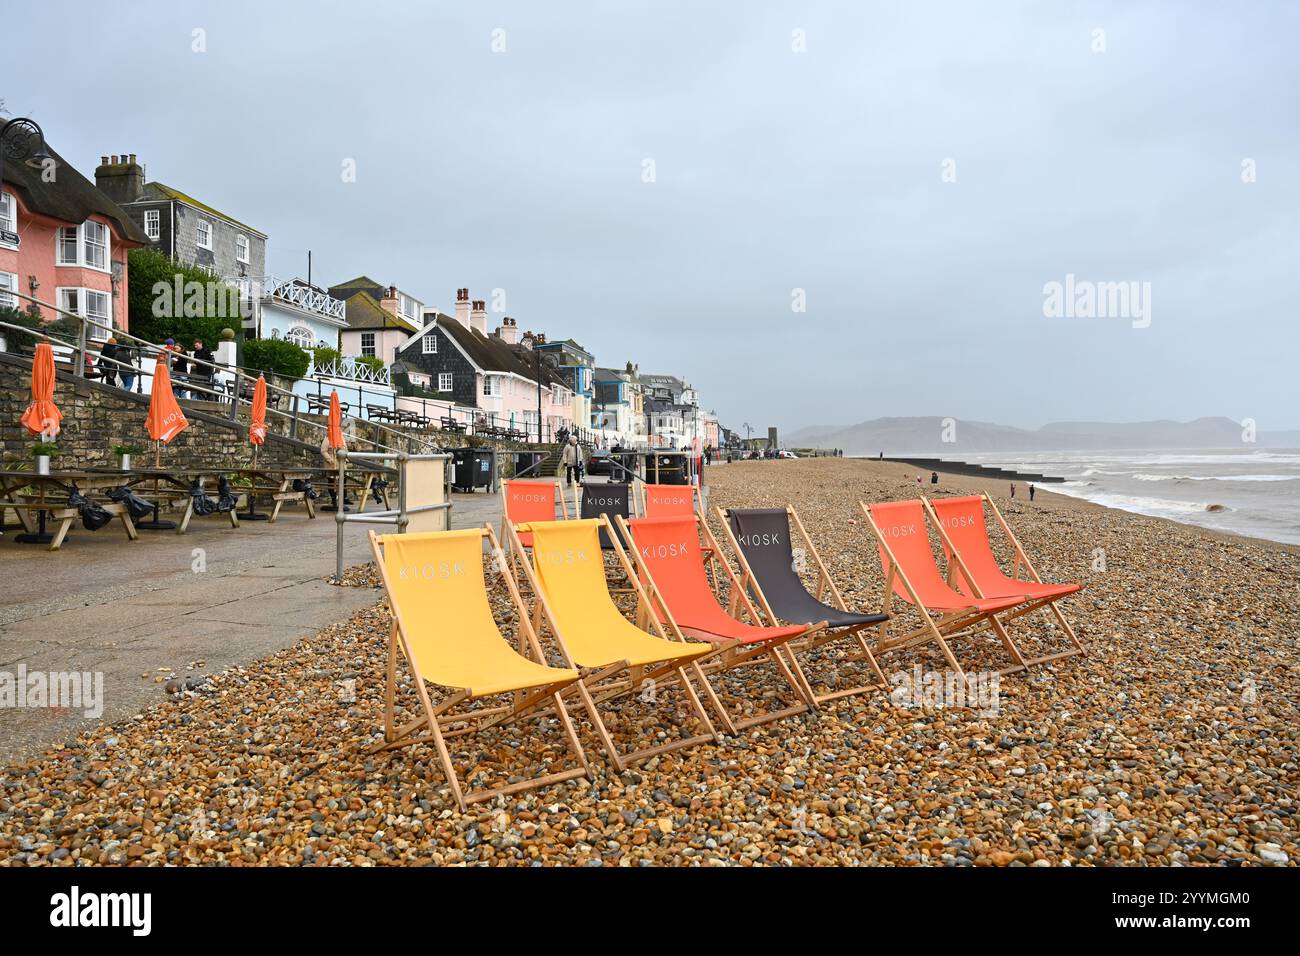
[924,494,1084,665]
[860,500,1028,679]
[501,479,568,550]
[719,505,890,705]
[508,517,721,770]
[640,482,700,519]
[619,513,817,731]
[369,525,589,811]
[579,481,631,549]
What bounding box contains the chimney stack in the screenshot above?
[454,288,471,328]
[470,299,487,335]
[496,316,518,344]
[379,284,399,316]
[95,153,145,205]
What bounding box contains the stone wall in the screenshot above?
[0,353,321,471]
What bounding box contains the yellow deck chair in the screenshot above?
[369,525,590,811]
[507,516,723,771]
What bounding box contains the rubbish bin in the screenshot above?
[512,451,545,479]
[452,448,494,492]
[646,453,688,485]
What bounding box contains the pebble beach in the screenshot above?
[1,457,1296,867]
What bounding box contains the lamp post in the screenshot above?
[0,117,55,195]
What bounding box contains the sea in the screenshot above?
[962,449,1300,547]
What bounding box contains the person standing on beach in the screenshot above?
[1029,483,1036,502]
[1010,482,1016,498]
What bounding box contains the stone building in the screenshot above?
[93,154,267,279]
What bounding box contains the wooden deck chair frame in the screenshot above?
[368,525,590,811]
[858,501,1030,682]
[615,512,819,733]
[499,477,571,588]
[923,494,1085,665]
[714,503,889,707]
[506,514,724,771]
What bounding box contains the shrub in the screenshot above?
[127,248,242,346]
[242,338,309,380]
[310,346,341,369]
[355,355,385,374]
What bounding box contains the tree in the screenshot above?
[127,248,243,346]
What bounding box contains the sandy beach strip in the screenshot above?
[1,457,1295,867]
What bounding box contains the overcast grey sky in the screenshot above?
[8,1,1298,431]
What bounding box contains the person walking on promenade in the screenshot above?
[1029,483,1036,502]
[191,339,215,397]
[1010,482,1016,499]
[98,337,120,387]
[117,342,137,392]
[561,434,584,487]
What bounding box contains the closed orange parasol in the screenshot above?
[327,390,345,450]
[20,341,63,438]
[249,375,268,445]
[145,352,189,443]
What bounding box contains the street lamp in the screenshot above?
[0,117,55,189]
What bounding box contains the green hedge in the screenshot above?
[242,338,310,380]
[128,248,242,346]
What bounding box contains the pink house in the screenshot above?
[395,288,577,441]
[1,143,147,340]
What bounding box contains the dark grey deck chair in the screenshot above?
[718,505,890,706]
[580,482,631,550]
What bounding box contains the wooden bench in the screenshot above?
[439,416,467,434]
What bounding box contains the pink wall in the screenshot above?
[1,186,135,336]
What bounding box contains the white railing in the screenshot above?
[265,276,345,320]
[223,275,345,321]
[309,357,391,385]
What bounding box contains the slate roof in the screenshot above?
[3,144,149,244]
[410,317,570,390]
[141,182,266,236]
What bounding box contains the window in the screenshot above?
[57,227,79,265]
[0,192,16,243]
[55,221,111,270]
[285,326,314,348]
[399,293,417,320]
[438,372,453,392]
[235,233,249,263]
[196,220,212,250]
[421,333,437,354]
[0,272,18,309]
[82,220,108,270]
[483,375,501,397]
[144,209,160,240]
[57,287,112,341]
[360,332,376,357]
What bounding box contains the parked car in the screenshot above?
[586,448,613,476]
[778,450,799,459]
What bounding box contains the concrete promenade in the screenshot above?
[0,490,505,762]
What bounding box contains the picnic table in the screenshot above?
[103,467,241,534]
[0,470,140,550]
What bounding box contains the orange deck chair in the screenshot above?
[368,525,589,811]
[859,500,1029,679]
[507,516,722,770]
[501,479,570,548]
[617,513,818,732]
[640,482,701,518]
[924,494,1085,665]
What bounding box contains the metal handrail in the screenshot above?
[333,449,453,580]
[1,288,443,460]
